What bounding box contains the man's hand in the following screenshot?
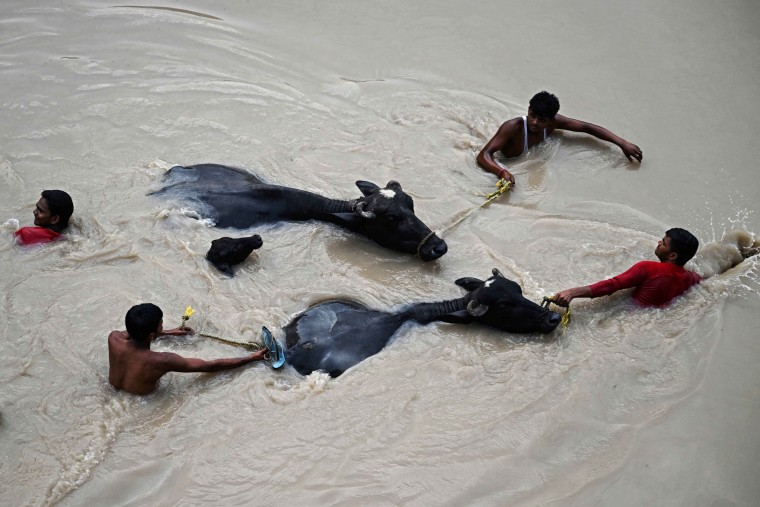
[552,291,573,307]
[620,141,643,163]
[498,169,515,187]
[552,286,592,307]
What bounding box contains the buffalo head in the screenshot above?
[206,234,263,276]
[352,180,447,261]
[450,268,560,334]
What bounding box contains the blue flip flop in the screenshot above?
[261,326,285,369]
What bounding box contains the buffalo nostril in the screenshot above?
[548,312,561,327]
[420,238,448,261]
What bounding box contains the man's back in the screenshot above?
[107,324,266,395]
[108,331,170,395]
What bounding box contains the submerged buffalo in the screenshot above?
[284,268,561,377]
[151,164,448,261]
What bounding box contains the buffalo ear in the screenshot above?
[353,200,375,219]
[455,277,484,292]
[356,180,380,196]
[439,310,473,324]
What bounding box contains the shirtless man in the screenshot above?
[552,228,700,308]
[477,91,643,186]
[108,303,267,395]
[14,190,74,246]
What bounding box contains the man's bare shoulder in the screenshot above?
[499,116,522,130]
[487,117,523,146]
[108,330,129,346]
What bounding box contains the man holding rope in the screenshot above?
[477,91,642,187]
[552,228,700,308]
[108,303,267,395]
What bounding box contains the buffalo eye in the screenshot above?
[384,213,401,222]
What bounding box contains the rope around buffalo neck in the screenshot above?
[416,230,437,257]
[541,297,572,332]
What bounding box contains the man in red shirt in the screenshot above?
[552,228,701,308]
[14,190,74,246]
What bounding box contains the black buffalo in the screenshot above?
[151,164,447,261]
[284,268,561,377]
[206,234,263,276]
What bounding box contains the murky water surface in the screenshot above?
[1,1,758,505]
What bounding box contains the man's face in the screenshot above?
[527,108,551,133]
[655,235,678,262]
[33,197,58,227]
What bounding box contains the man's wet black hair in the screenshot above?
[529,91,560,119]
[666,228,699,266]
[125,303,163,345]
[41,190,74,232]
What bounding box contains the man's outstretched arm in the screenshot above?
[160,349,268,374]
[553,261,650,306]
[477,121,516,185]
[552,285,593,307]
[553,114,643,162]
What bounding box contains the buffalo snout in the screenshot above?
[419,234,447,261]
[540,311,561,333]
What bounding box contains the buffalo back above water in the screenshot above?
[283,269,560,377]
[151,164,447,261]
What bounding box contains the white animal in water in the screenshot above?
[689,230,760,279]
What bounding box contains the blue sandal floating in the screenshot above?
[261,326,285,369]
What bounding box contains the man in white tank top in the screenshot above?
[476,91,642,187]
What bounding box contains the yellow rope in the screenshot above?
[198,332,265,350]
[416,230,436,257]
[542,297,572,333]
[179,305,268,355]
[481,178,512,207]
[436,178,514,238]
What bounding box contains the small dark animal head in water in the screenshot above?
[452,268,560,334]
[206,234,263,276]
[352,180,447,261]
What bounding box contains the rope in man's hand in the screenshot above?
[179,306,285,368]
[482,178,513,207]
[542,297,572,333]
